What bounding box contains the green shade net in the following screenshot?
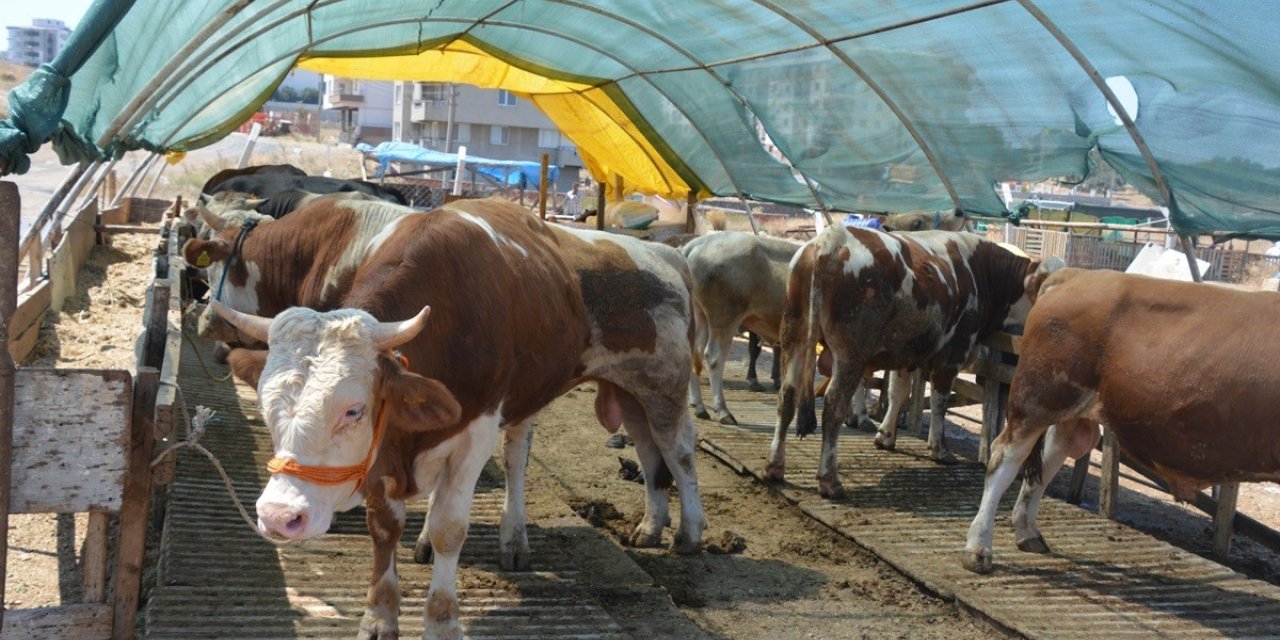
[3,0,1280,238]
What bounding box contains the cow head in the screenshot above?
[884,209,968,232]
[212,301,460,540]
[181,191,272,240]
[182,234,261,343]
[1002,256,1066,329]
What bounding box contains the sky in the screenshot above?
[1,0,91,50]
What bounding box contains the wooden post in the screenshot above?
[0,182,19,633]
[595,179,606,231]
[1213,481,1241,561]
[978,349,1004,464]
[112,366,158,640]
[686,192,696,233]
[1099,428,1120,518]
[104,170,118,206]
[538,153,549,221]
[1180,235,1204,283]
[907,370,926,437]
[82,513,110,602]
[1067,455,1090,505]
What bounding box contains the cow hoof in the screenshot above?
[748,379,766,392]
[962,548,994,574]
[694,408,711,420]
[357,615,399,640]
[423,621,462,640]
[873,432,896,450]
[671,532,702,555]
[718,412,739,426]
[413,539,433,564]
[818,480,846,500]
[212,342,232,365]
[500,547,531,572]
[929,450,958,465]
[1016,535,1051,554]
[763,463,786,484]
[629,528,664,548]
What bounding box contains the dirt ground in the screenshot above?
[5,230,157,610]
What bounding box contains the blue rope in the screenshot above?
[215,219,259,302]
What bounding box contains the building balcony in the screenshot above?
[410,99,451,123]
[325,92,364,109]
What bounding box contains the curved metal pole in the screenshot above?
[95,1,267,148]
[749,0,964,213]
[160,18,739,202]
[1015,0,1199,280]
[144,157,171,199]
[124,152,161,199]
[16,162,87,258]
[111,151,158,207]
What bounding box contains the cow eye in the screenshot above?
[339,405,366,425]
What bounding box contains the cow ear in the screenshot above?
[380,356,461,431]
[226,348,268,389]
[182,238,230,268]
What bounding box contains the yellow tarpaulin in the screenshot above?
[300,40,699,201]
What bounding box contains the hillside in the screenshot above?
[0,60,35,119]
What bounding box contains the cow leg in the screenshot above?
[358,486,406,640]
[619,396,670,548]
[422,414,501,640]
[412,463,449,565]
[926,368,960,463]
[1012,420,1100,553]
[689,307,711,420]
[963,420,1047,574]
[873,370,912,450]
[848,377,877,432]
[705,328,739,425]
[631,393,706,554]
[817,358,860,499]
[767,339,809,483]
[770,343,781,390]
[499,417,533,571]
[746,331,766,392]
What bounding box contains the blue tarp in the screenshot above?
[356,141,558,188]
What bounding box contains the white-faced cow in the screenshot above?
[192,197,705,640]
[963,269,1280,573]
[767,224,1058,498]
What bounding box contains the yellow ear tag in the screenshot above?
[195,251,211,268]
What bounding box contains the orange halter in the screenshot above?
[265,353,407,495]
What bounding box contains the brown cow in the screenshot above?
[963,269,1280,573]
[191,198,705,639]
[768,224,1057,498]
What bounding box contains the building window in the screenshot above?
[490,126,510,146]
[537,129,560,149]
[393,121,402,141]
[394,83,403,105]
[456,123,470,144]
[418,82,446,102]
[497,89,517,107]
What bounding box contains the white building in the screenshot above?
[322,75,394,143]
[5,19,71,67]
[391,81,583,188]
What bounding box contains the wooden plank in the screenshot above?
[10,369,132,514]
[980,332,1021,356]
[1213,482,1241,561]
[2,603,112,640]
[965,358,1017,385]
[94,224,156,234]
[0,180,19,635]
[141,279,169,370]
[1067,455,1090,504]
[1099,428,1120,519]
[907,370,926,438]
[8,313,42,365]
[978,353,1004,465]
[98,206,127,226]
[49,200,98,313]
[10,275,50,337]
[112,367,158,640]
[951,377,983,404]
[82,512,111,602]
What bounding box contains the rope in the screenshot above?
[151,381,287,546]
[181,327,233,382]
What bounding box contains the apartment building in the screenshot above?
[392,81,583,188]
[5,19,71,67]
[322,75,394,143]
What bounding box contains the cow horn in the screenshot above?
[210,300,272,343]
[198,206,228,232]
[371,306,431,351]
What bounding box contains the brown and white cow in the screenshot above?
[768,224,1057,498]
[192,198,705,640]
[963,269,1280,573]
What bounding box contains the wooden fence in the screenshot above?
[2,183,184,639]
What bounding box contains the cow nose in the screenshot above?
[258,502,309,539]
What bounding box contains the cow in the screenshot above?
[188,198,706,639]
[206,173,408,206]
[962,269,1280,573]
[767,224,1058,499]
[199,163,306,196]
[680,232,802,424]
[884,209,969,232]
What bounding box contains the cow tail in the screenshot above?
[794,255,822,439]
[1019,431,1048,486]
[689,302,705,377]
